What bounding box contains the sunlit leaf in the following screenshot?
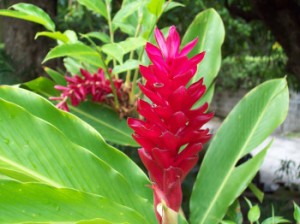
[102,37,146,63]
[0,180,147,224]
[43,43,105,68]
[112,59,140,74]
[190,79,289,224]
[43,66,67,86]
[0,91,155,222]
[83,31,111,43]
[0,3,55,31]
[182,8,225,105]
[77,0,109,19]
[35,31,69,43]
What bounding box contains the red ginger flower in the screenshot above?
[128,26,213,223]
[50,68,122,111]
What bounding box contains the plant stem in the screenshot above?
[125,14,143,87]
[106,0,117,76]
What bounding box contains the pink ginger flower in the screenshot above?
[50,68,122,111]
[128,26,213,223]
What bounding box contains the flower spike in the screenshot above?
[50,68,122,111]
[128,26,213,223]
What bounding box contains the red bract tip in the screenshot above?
[128,26,213,222]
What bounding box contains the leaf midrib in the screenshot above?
[0,157,62,188]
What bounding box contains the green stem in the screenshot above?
[125,17,143,87]
[106,0,117,73]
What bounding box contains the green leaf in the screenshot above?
[77,219,122,224]
[244,197,253,209]
[248,205,261,222]
[71,101,138,147]
[35,31,69,43]
[147,0,165,17]
[0,3,55,31]
[249,183,264,203]
[83,31,111,43]
[294,202,300,222]
[43,43,105,68]
[0,180,146,223]
[261,217,291,224]
[224,199,243,224]
[102,43,124,63]
[64,30,79,43]
[20,78,138,147]
[220,221,236,224]
[102,37,146,63]
[113,1,146,27]
[43,66,67,86]
[0,86,146,196]
[163,1,185,12]
[22,76,59,96]
[112,59,140,74]
[190,78,289,224]
[0,94,155,222]
[77,0,109,19]
[64,57,82,75]
[182,8,225,105]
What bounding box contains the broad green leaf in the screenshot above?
[163,1,185,12]
[112,59,140,74]
[22,76,59,96]
[44,66,67,86]
[182,8,225,105]
[220,221,236,224]
[0,165,37,182]
[0,86,143,194]
[0,3,55,31]
[213,144,270,224]
[43,43,105,68]
[64,57,82,75]
[249,183,264,203]
[64,30,78,43]
[294,202,300,222]
[77,219,124,224]
[113,1,146,27]
[178,213,189,224]
[119,37,147,52]
[35,31,69,43]
[0,95,155,222]
[248,205,261,222]
[190,78,289,224]
[77,219,121,224]
[83,31,111,43]
[19,78,138,147]
[102,43,124,63]
[77,0,108,19]
[261,217,291,224]
[71,101,138,147]
[0,180,146,224]
[147,0,165,17]
[102,37,146,63]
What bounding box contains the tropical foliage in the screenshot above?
[0,0,296,223]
